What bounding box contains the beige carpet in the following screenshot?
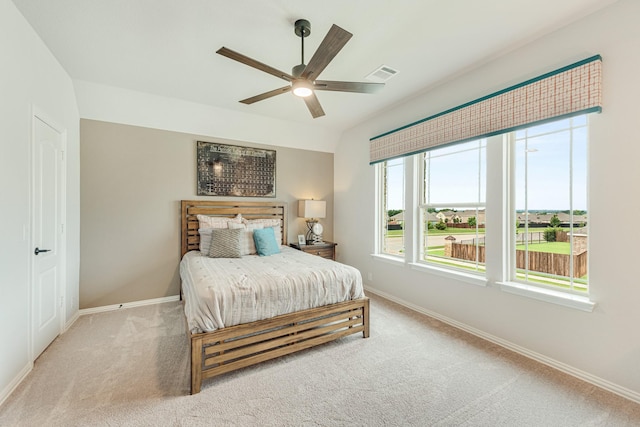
[1,294,639,426]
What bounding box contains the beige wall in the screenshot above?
[80,119,333,308]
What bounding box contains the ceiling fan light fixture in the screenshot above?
[292,79,313,97]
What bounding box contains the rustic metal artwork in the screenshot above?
[196,141,276,197]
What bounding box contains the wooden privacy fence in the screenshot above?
[450,242,485,262]
[514,250,587,278]
[449,243,587,278]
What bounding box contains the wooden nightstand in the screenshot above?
[289,241,337,260]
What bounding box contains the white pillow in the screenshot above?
[197,214,242,253]
[197,213,242,229]
[228,222,264,255]
[198,228,214,254]
[242,219,282,245]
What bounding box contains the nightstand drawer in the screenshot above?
[289,241,337,260]
[308,248,334,259]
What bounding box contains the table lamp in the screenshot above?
[298,199,326,244]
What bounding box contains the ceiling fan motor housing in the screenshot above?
[292,63,306,78]
[294,19,310,38]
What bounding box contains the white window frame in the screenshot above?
[372,117,595,312]
[415,140,487,278]
[499,117,594,311]
[374,159,405,261]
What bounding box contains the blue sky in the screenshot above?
[386,116,587,211]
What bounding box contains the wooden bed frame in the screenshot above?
[180,200,370,394]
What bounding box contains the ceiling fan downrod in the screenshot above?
[293,19,311,78]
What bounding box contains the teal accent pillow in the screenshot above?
[253,227,281,256]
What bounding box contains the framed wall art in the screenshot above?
[196,141,276,197]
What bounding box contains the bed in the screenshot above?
[180,200,369,394]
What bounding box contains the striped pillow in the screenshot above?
[197,213,242,229]
[228,222,264,255]
[197,214,242,253]
[208,228,241,258]
[243,219,282,244]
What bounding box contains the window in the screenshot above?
[512,116,588,293]
[373,115,592,308]
[378,158,405,257]
[419,139,486,274]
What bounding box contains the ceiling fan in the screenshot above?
[216,19,384,118]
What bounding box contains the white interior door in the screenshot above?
[32,114,65,358]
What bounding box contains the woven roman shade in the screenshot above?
[370,55,602,164]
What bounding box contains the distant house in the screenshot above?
[435,209,485,225]
[435,212,448,222]
[388,211,404,223]
[426,212,439,224]
[388,211,404,230]
[516,212,588,227]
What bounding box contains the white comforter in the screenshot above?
[180,246,365,333]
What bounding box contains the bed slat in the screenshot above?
[204,309,361,356]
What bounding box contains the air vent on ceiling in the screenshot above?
[365,65,399,83]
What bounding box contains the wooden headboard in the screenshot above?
[181,200,288,257]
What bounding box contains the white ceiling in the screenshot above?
[13,0,617,132]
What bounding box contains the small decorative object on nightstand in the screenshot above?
[289,241,337,260]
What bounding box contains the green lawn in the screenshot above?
[516,241,571,255]
[426,246,445,256]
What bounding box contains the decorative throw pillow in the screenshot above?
[208,228,242,258]
[228,222,264,255]
[253,227,281,256]
[197,214,242,253]
[243,219,282,244]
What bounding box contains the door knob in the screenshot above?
[34,247,51,255]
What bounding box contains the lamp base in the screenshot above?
[305,220,317,244]
[311,222,324,244]
[305,220,325,244]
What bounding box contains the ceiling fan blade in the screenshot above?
[217,47,294,82]
[314,80,384,94]
[239,86,292,104]
[303,93,325,118]
[301,24,352,80]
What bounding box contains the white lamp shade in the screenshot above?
[298,200,326,219]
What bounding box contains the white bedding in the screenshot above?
[180,246,365,333]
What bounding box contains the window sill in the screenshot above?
[409,262,488,287]
[498,281,595,312]
[370,253,405,266]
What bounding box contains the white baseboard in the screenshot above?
[63,310,80,333]
[0,363,32,408]
[364,285,640,405]
[79,295,181,316]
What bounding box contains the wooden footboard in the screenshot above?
[190,297,369,394]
